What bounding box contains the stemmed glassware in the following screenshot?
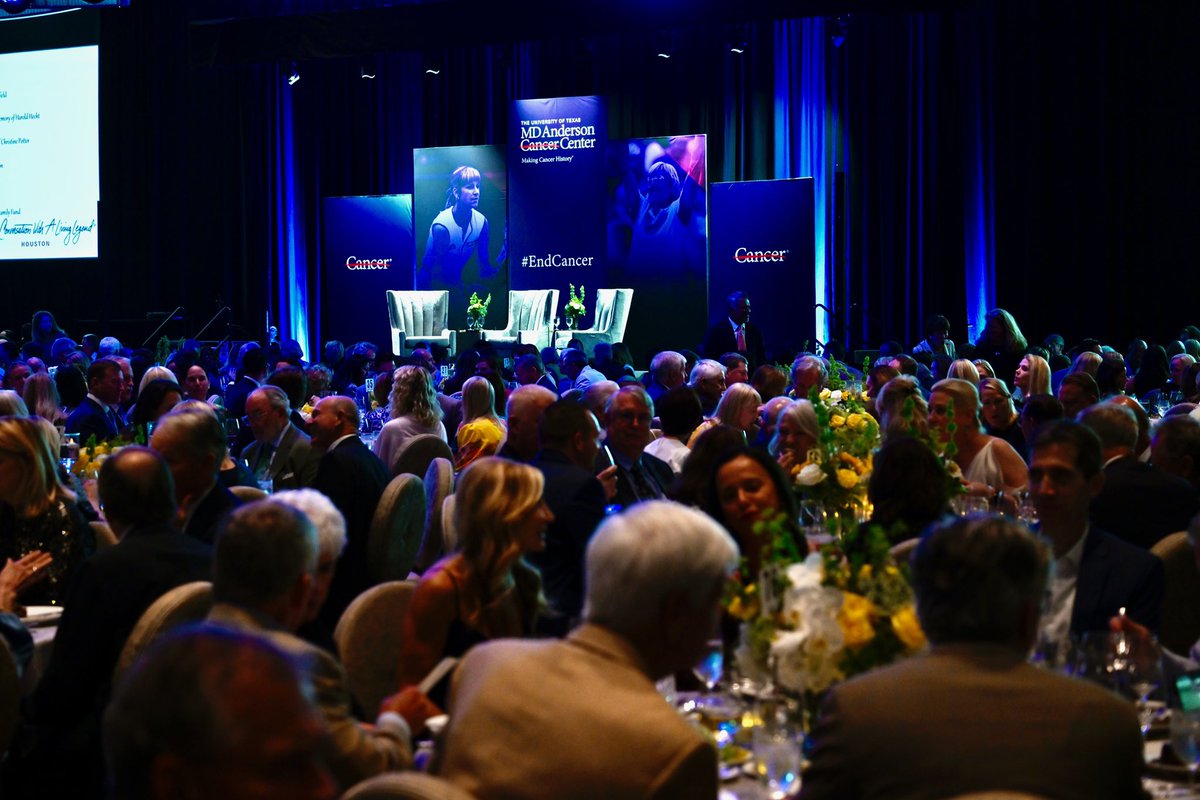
[1170,713,1200,790]
[693,638,724,699]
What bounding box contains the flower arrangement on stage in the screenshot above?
[466,292,491,330]
[564,284,586,329]
[789,359,880,519]
[726,517,925,698]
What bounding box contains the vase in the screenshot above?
[466,316,484,331]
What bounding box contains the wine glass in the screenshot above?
[693,638,724,696]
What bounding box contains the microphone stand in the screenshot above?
[141,307,184,348]
[193,306,231,342]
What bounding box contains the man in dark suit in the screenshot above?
[307,395,389,629]
[595,386,672,509]
[64,358,124,442]
[1081,402,1199,549]
[801,515,1145,800]
[700,291,765,369]
[528,400,610,625]
[1029,420,1164,644]
[498,384,557,463]
[240,386,319,491]
[513,353,560,396]
[26,446,212,798]
[224,345,268,419]
[150,405,242,545]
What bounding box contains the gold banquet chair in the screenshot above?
[113,581,214,683]
[368,473,426,582]
[1151,531,1200,655]
[340,772,476,800]
[414,457,455,574]
[334,580,416,719]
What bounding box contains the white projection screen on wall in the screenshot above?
[0,12,99,260]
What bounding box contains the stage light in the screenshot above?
[656,52,671,59]
[730,46,744,54]
[360,64,375,79]
[287,62,300,85]
[425,68,440,75]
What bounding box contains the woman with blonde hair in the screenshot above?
[23,372,65,426]
[929,378,1028,503]
[946,359,981,384]
[877,375,930,443]
[455,376,507,471]
[0,416,93,605]
[373,365,446,474]
[1013,354,1051,403]
[395,457,551,707]
[768,398,821,470]
[0,391,28,417]
[687,382,763,447]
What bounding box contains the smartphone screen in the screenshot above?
[1177,671,1200,713]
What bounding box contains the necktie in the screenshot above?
[736,326,746,352]
[629,461,662,502]
[106,408,120,436]
[255,443,276,478]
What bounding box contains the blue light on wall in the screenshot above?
[277,68,310,359]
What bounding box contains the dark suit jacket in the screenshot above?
[184,482,243,545]
[239,422,319,491]
[223,375,259,419]
[700,318,765,368]
[64,396,118,443]
[527,449,608,621]
[1090,456,1199,550]
[29,522,212,795]
[1071,526,1165,634]
[595,449,673,510]
[310,437,389,629]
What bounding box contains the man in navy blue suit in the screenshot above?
[1030,420,1164,646]
[700,291,766,369]
[64,358,125,442]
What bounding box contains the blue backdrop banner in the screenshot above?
[321,194,414,351]
[709,179,815,362]
[413,145,508,330]
[508,96,607,313]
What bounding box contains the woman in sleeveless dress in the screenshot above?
[394,457,552,709]
[929,378,1028,504]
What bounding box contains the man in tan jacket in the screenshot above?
[435,501,738,800]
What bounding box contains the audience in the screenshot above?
[643,386,703,475]
[435,501,737,800]
[373,365,447,474]
[241,385,319,490]
[929,378,1028,501]
[704,446,798,577]
[65,359,125,442]
[599,386,672,507]
[455,376,507,471]
[150,405,242,545]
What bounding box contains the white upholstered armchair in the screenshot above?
[554,288,633,357]
[481,289,560,349]
[385,290,456,357]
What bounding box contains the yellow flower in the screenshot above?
[829,414,845,429]
[727,594,760,621]
[847,413,867,431]
[836,468,859,489]
[93,444,110,456]
[858,564,873,581]
[891,605,926,651]
[838,593,876,649]
[819,387,832,401]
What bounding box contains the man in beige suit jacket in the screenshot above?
[435,501,738,800]
[800,515,1147,800]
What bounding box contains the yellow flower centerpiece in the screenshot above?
[466,292,491,331]
[727,518,925,699]
[564,284,586,330]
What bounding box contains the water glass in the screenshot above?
[753,720,802,799]
[1170,712,1200,787]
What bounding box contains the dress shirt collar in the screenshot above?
[728,317,744,334]
[1055,524,1090,581]
[328,433,358,452]
[86,392,112,413]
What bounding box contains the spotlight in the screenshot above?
[729,46,745,54]
[287,62,300,85]
[656,52,671,59]
[360,64,375,80]
[425,68,440,75]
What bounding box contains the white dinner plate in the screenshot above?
[20,606,63,626]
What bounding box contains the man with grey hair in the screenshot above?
[98,335,122,357]
[272,488,348,652]
[206,501,422,789]
[646,350,687,405]
[104,625,336,800]
[599,385,672,507]
[1080,402,1198,549]
[789,354,827,400]
[1152,414,1200,492]
[687,358,726,416]
[241,384,318,491]
[801,515,1145,800]
[560,348,605,394]
[436,501,737,799]
[151,405,242,545]
[307,395,390,629]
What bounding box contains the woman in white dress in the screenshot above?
[929,378,1028,503]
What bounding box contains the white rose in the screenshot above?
[829,390,843,403]
[796,462,827,486]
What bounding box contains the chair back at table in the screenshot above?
[341,771,476,800]
[334,581,416,720]
[369,474,426,581]
[230,485,269,502]
[947,793,1051,799]
[114,581,214,683]
[90,520,118,551]
[1151,530,1200,654]
[392,434,454,480]
[414,458,454,574]
[0,636,19,759]
[441,493,458,554]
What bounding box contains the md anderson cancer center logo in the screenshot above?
[345,256,391,270]
[734,247,789,263]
